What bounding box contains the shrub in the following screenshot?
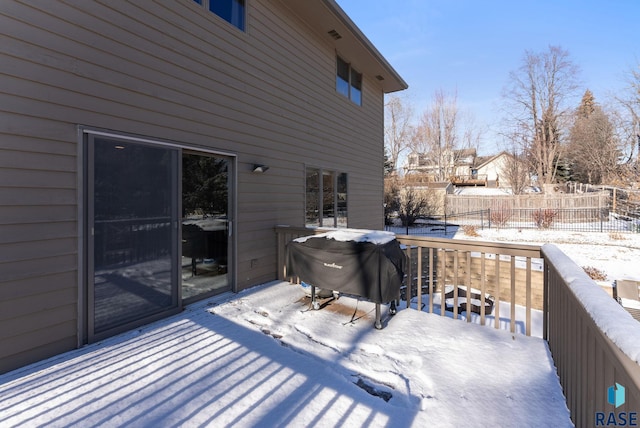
[490,204,512,229]
[397,187,437,227]
[608,232,626,241]
[583,266,607,281]
[462,225,479,237]
[532,208,558,229]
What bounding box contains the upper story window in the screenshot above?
[193,0,245,31]
[336,56,362,106]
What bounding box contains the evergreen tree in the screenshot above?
[566,90,620,184]
[577,89,595,118]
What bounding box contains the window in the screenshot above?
[306,167,348,227]
[193,0,245,31]
[337,173,348,227]
[210,0,245,31]
[336,56,362,105]
[305,168,320,227]
[336,57,350,98]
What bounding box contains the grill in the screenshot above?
[286,229,407,328]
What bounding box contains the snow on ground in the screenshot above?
[0,282,572,427]
[454,228,640,284]
[453,228,640,363]
[454,187,515,196]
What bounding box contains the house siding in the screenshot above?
[0,0,394,373]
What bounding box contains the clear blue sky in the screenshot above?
[336,0,639,154]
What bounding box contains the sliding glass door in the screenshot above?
[86,134,233,340]
[89,137,179,337]
[181,152,230,302]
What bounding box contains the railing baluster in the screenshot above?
[440,248,446,317]
[417,246,422,311]
[510,255,516,334]
[405,245,412,309]
[466,251,471,322]
[494,253,500,330]
[526,257,531,336]
[453,250,459,319]
[428,247,434,314]
[480,252,486,326]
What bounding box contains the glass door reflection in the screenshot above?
[181,153,230,301]
[91,138,178,336]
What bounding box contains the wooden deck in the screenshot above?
[450,174,488,186]
[276,226,640,427]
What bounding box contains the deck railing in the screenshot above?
[275,225,640,425]
[542,244,640,427]
[393,233,542,336]
[276,225,542,336]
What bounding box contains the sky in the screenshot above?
[336,0,640,154]
[2,228,640,426]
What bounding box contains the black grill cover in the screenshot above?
[286,233,406,303]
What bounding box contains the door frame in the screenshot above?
[78,126,237,345]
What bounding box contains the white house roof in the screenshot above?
[475,151,511,169]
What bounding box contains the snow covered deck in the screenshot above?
[0,281,572,427]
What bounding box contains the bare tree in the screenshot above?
[384,95,415,174]
[615,62,640,177]
[566,90,620,184]
[502,46,580,187]
[501,130,531,194]
[411,89,478,181]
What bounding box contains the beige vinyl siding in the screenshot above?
[0,0,391,372]
[0,133,78,372]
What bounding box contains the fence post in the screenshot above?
[481,209,484,230]
[444,212,447,235]
[600,208,603,233]
[488,208,491,229]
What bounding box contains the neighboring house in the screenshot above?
[405,148,478,182]
[475,151,529,190]
[0,0,406,374]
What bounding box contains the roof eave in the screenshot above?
[281,0,408,93]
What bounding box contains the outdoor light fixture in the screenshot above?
[252,164,269,173]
